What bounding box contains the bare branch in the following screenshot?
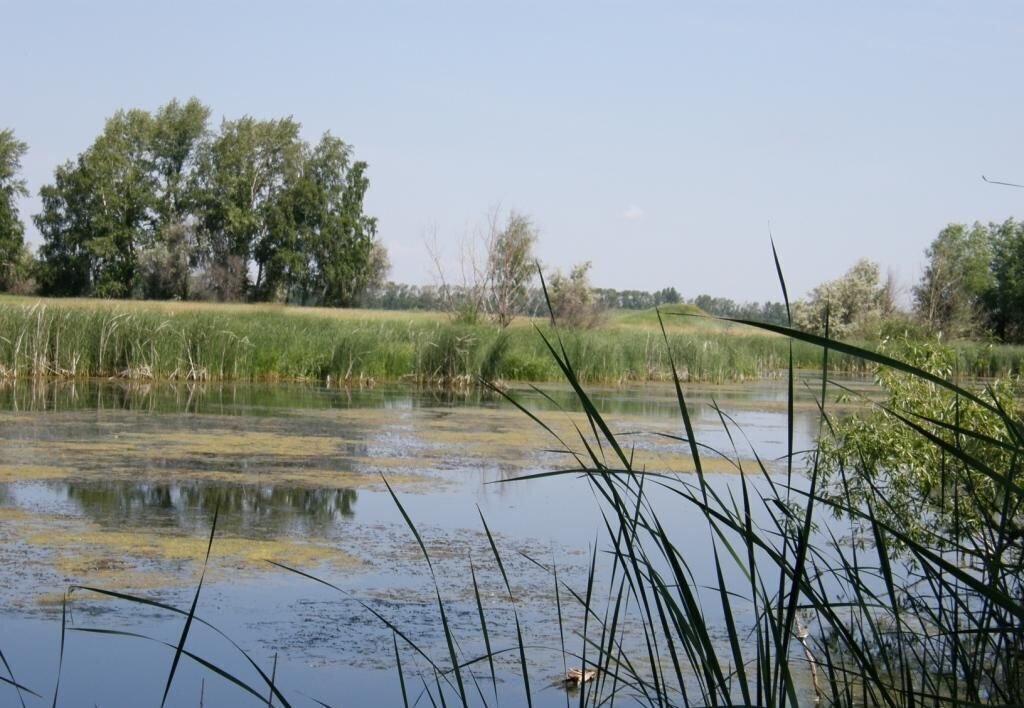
[982,175,1024,189]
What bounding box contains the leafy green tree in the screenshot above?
[794,259,893,338]
[307,157,380,305]
[546,261,603,328]
[194,119,382,306]
[486,210,538,327]
[986,219,1024,342]
[913,223,994,337]
[654,287,681,305]
[817,340,1021,552]
[292,136,382,308]
[34,161,92,295]
[0,129,30,291]
[35,98,210,300]
[36,109,156,297]
[195,116,304,300]
[35,99,381,305]
[140,98,210,299]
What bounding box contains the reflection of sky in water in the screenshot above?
[0,379,846,707]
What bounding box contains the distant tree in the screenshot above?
[913,223,993,338]
[793,259,891,338]
[194,123,383,306]
[141,98,210,299]
[428,208,537,325]
[758,301,789,325]
[362,280,431,310]
[693,294,731,315]
[36,99,210,299]
[0,129,30,291]
[304,154,383,307]
[195,115,304,301]
[33,161,92,296]
[427,226,487,323]
[361,242,392,301]
[546,261,603,328]
[590,286,682,310]
[986,218,1024,342]
[486,210,538,327]
[36,100,380,305]
[593,289,621,309]
[691,294,789,325]
[654,287,681,305]
[36,109,156,297]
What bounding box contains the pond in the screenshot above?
[0,376,870,707]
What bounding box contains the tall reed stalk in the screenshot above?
[339,288,1023,705]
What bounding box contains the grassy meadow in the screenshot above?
[0,294,1022,384]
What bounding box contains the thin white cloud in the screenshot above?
[622,205,644,221]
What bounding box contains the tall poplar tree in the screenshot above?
[0,129,30,291]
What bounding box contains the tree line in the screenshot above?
[791,220,1024,343]
[363,281,789,323]
[3,110,1023,340]
[1,99,384,305]
[912,220,1024,341]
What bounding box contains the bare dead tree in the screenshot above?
[425,207,538,326]
[425,223,488,323]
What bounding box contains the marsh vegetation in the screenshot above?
[0,303,1021,707]
[2,296,1024,388]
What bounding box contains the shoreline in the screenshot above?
[1,296,1020,385]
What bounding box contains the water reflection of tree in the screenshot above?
[63,482,357,536]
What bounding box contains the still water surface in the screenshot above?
[0,377,864,706]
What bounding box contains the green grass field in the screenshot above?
[0,295,1020,384]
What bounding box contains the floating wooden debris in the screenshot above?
[564,667,597,688]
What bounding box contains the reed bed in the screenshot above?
[2,300,1020,385]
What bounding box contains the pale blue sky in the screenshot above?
[4,1,1022,301]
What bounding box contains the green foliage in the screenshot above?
[691,293,789,324]
[308,158,380,306]
[33,99,384,306]
[654,285,681,304]
[0,128,29,291]
[196,115,304,300]
[546,261,603,328]
[485,211,537,327]
[817,339,1022,549]
[794,258,894,338]
[195,121,381,306]
[35,103,191,298]
[913,222,994,337]
[911,218,1024,343]
[144,98,210,299]
[987,218,1024,341]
